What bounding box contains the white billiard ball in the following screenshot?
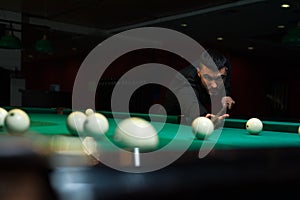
[246,118,263,135]
[191,116,214,140]
[85,108,94,116]
[0,107,8,129]
[83,113,109,138]
[114,117,158,150]
[4,108,30,134]
[66,111,87,136]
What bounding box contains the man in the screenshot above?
[163,49,235,127]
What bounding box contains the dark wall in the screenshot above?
[0,67,11,106]
[21,57,83,108]
[228,53,299,121]
[95,49,190,113]
[228,55,268,119]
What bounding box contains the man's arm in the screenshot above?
[221,96,235,109]
[175,87,208,124]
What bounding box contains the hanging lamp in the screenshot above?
[0,25,21,49]
[35,34,54,53]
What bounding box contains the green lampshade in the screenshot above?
[0,32,21,49]
[282,27,300,46]
[35,35,54,53]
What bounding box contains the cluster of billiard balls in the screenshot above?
[0,107,30,134]
[66,109,109,138]
[66,109,159,150]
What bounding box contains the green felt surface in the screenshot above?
[20,110,300,152]
[28,113,69,135]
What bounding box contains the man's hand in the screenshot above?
[205,113,229,129]
[221,96,235,109]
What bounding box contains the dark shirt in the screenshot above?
[163,65,229,124]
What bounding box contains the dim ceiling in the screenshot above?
[0,0,300,62]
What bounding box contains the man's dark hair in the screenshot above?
[200,49,231,71]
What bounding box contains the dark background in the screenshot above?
[0,0,299,121]
[19,46,300,122]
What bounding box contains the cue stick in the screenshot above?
[133,147,140,167]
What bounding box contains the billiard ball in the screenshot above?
[191,116,214,140]
[66,111,87,136]
[246,118,263,135]
[83,113,109,138]
[85,108,94,116]
[4,108,30,134]
[114,117,158,150]
[0,107,8,129]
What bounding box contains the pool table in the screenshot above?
[1,107,300,199]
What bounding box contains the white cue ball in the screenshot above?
[0,107,8,129]
[4,108,30,134]
[85,108,95,116]
[83,113,109,138]
[246,118,263,135]
[191,116,214,140]
[66,111,87,136]
[114,117,158,150]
